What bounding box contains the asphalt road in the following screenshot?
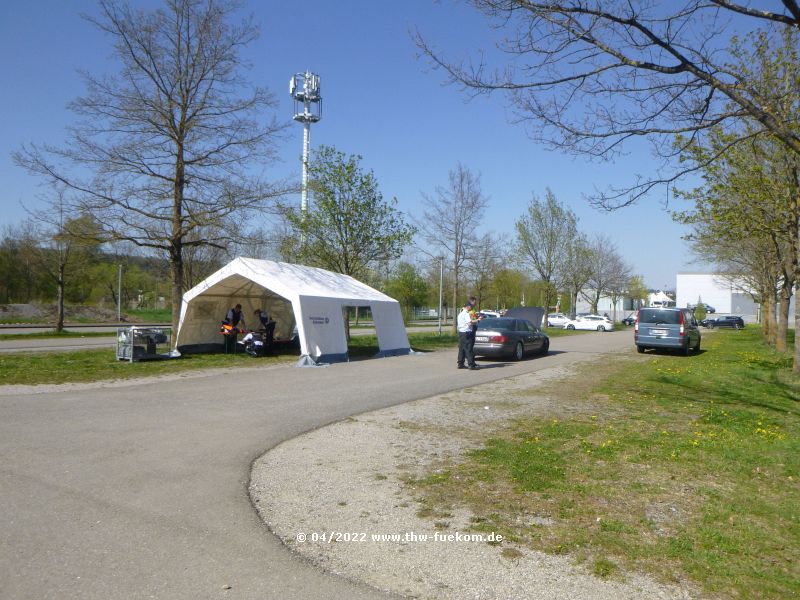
[0,329,634,600]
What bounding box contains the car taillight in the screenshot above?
[679,311,685,336]
[489,335,507,343]
[634,310,640,333]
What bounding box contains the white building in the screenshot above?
[676,272,759,320]
[574,291,641,318]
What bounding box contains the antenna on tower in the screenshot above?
[289,71,322,242]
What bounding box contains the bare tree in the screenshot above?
[581,235,631,318]
[605,254,634,323]
[181,227,228,290]
[415,1,800,208]
[465,232,509,309]
[515,188,578,313]
[560,233,592,318]
[25,190,81,332]
[417,164,489,332]
[15,0,289,337]
[22,186,108,331]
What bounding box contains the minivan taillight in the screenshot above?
[634,310,640,333]
[679,310,685,336]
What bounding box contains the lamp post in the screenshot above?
[437,256,444,336]
[117,264,122,322]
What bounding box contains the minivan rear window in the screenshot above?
[638,309,681,325]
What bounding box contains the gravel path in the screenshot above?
[250,360,697,600]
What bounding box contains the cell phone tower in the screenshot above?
[289,72,322,235]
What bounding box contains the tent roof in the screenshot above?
[183,257,397,304]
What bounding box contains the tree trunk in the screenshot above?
[543,284,553,315]
[56,263,65,333]
[795,233,800,374]
[610,295,619,322]
[591,290,600,314]
[570,288,579,318]
[765,292,776,347]
[795,283,800,375]
[451,262,459,335]
[342,306,351,342]
[777,282,791,353]
[170,148,185,347]
[169,247,183,345]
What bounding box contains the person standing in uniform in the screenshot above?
[457,301,479,370]
[254,308,276,350]
[225,304,246,329]
[222,303,246,353]
[467,296,482,355]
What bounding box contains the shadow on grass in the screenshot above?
[650,377,800,416]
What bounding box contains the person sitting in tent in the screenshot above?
[240,331,266,357]
[254,308,276,350]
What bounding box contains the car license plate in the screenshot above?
[475,336,488,342]
[650,329,667,336]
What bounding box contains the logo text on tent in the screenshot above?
[309,316,330,325]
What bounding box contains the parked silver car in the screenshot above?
[635,307,701,355]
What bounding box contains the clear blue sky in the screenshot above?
[0,0,703,290]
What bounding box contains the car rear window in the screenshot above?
[638,309,681,325]
[477,318,512,330]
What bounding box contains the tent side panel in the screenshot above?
[175,296,230,349]
[296,295,349,363]
[372,301,411,355]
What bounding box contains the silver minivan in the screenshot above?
[634,307,701,355]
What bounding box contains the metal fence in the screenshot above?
[116,326,172,362]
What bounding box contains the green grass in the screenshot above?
[407,328,800,597]
[0,347,299,385]
[125,308,172,322]
[540,327,589,338]
[348,331,459,358]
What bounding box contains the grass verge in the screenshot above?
[406,328,800,597]
[125,308,172,322]
[0,348,298,386]
[348,331,459,358]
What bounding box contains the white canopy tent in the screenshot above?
[174,257,411,365]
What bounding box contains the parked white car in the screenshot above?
[546,312,569,327]
[479,310,502,319]
[563,314,615,332]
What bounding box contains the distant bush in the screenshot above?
[694,297,707,321]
